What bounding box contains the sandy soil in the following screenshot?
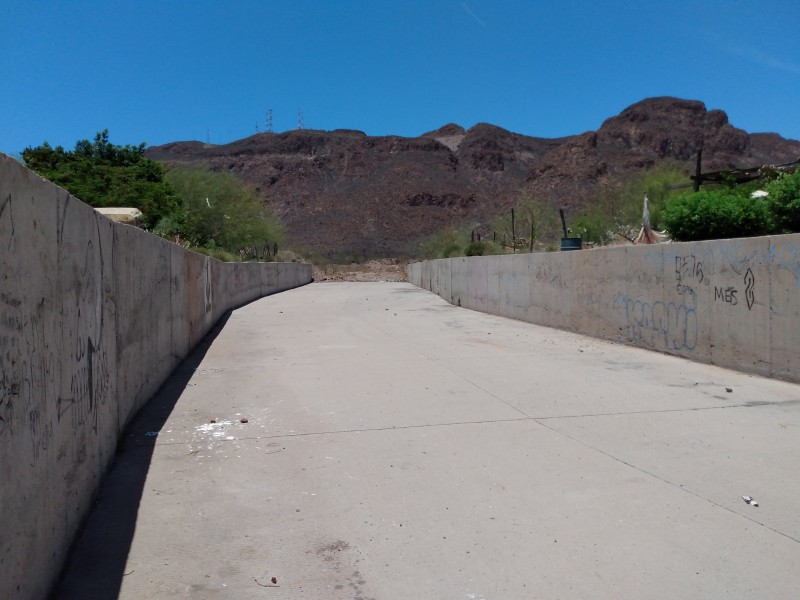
[312,258,409,282]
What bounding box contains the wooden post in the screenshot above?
[530,221,534,252]
[559,208,568,238]
[511,208,516,254]
[694,142,703,192]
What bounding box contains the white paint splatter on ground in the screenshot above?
[195,420,234,437]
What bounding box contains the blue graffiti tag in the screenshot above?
[613,291,698,351]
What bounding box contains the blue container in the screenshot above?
[560,237,582,251]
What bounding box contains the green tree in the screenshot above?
[571,213,612,245]
[164,166,284,260]
[765,171,800,233]
[661,189,773,241]
[22,130,180,228]
[586,163,689,242]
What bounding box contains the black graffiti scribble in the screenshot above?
[1,193,14,250]
[675,255,705,284]
[744,268,755,310]
[714,286,738,306]
[57,396,75,422]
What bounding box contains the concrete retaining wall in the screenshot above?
[408,234,800,382]
[0,155,311,600]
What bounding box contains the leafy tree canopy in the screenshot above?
[22,130,180,228]
[662,170,800,241]
[570,163,688,244]
[662,188,773,241]
[765,170,800,233]
[162,166,284,260]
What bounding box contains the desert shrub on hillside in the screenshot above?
[419,228,465,258]
[491,197,561,248]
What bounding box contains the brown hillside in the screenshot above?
[146,97,800,257]
[525,97,800,212]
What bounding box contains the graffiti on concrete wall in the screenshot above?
[616,253,761,352]
[0,323,17,438]
[613,290,698,352]
[1,192,14,250]
[0,365,18,437]
[714,285,739,306]
[57,224,112,438]
[0,193,60,461]
[711,267,756,310]
[58,336,111,434]
[1,193,18,437]
[0,378,15,436]
[674,254,708,297]
[739,268,755,309]
[581,291,604,308]
[769,240,800,290]
[533,261,566,288]
[675,252,757,311]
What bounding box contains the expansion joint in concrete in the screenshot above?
[533,418,800,546]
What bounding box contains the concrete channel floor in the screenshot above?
[54,282,800,599]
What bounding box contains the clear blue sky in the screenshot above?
[2,0,798,155]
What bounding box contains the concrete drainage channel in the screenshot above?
[50,282,800,598]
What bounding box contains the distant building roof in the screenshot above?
[95,207,143,225]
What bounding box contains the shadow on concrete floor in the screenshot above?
[50,313,232,600]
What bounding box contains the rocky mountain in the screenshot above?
[524,98,800,208]
[146,97,800,258]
